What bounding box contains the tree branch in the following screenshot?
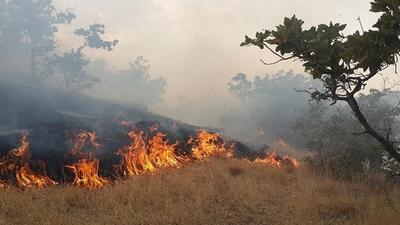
[262,43,293,60]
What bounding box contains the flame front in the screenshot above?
[255,151,300,169]
[66,131,109,189]
[148,132,188,168]
[66,159,109,189]
[116,130,189,176]
[0,135,56,189]
[16,164,57,188]
[116,130,155,176]
[0,126,300,190]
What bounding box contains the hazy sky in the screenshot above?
[54,0,382,125]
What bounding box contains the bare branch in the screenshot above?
[262,43,293,60]
[260,56,294,66]
[357,17,365,33]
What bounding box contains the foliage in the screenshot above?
[52,24,118,92]
[0,0,118,91]
[0,0,75,79]
[226,70,319,144]
[296,90,400,178]
[241,0,400,163]
[85,56,167,107]
[74,24,119,52]
[52,50,98,91]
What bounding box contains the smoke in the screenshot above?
[0,0,386,154]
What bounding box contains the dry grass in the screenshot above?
[0,158,399,225]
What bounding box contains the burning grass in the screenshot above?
[0,125,299,189]
[0,122,397,224]
[0,159,399,225]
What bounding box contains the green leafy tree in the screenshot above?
[241,0,400,163]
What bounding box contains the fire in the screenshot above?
[0,125,300,190]
[190,129,233,160]
[116,130,189,176]
[254,151,300,169]
[16,164,57,188]
[0,179,7,189]
[148,132,188,168]
[69,131,101,157]
[66,159,109,189]
[0,134,56,188]
[66,131,109,189]
[116,130,156,176]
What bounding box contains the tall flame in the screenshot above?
[66,131,109,189]
[115,130,189,176]
[148,132,188,168]
[0,135,56,189]
[65,159,109,189]
[116,130,156,176]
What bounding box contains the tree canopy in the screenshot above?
[241,0,400,163]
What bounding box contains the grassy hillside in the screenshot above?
[0,158,399,225]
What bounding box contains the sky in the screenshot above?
[54,0,382,126]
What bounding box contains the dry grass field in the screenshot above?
[0,158,399,225]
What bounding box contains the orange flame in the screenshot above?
[66,131,109,189]
[65,159,109,189]
[149,132,190,168]
[190,129,233,160]
[0,126,300,190]
[69,131,101,157]
[0,179,7,189]
[0,135,56,189]
[16,164,57,188]
[116,130,155,176]
[116,130,189,176]
[254,151,300,169]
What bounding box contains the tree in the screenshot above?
[85,56,167,108]
[0,0,75,79]
[52,24,118,91]
[241,0,400,163]
[296,90,400,177]
[226,70,319,145]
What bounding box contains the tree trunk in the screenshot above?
[346,95,400,163]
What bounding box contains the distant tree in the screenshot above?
[227,70,318,144]
[52,24,118,91]
[241,0,400,163]
[0,0,75,79]
[116,56,166,106]
[85,56,167,108]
